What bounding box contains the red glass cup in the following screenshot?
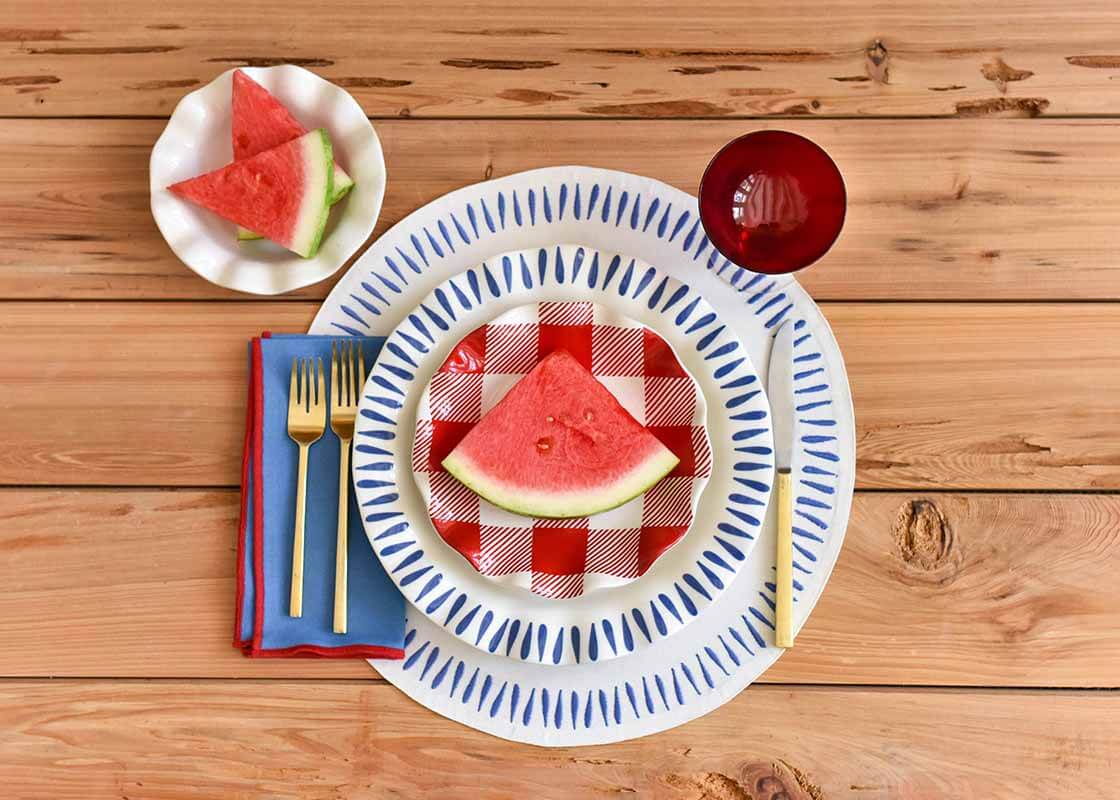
[698,130,846,275]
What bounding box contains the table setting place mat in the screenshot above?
[236,332,406,658]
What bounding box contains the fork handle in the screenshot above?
[333,437,352,634]
[290,443,310,617]
[775,468,794,648]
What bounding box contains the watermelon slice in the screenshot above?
[168,129,333,258]
[232,69,354,241]
[442,350,680,519]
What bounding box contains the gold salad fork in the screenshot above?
[330,341,365,634]
[287,357,326,618]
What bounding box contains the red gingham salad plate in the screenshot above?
[413,300,713,601]
[353,245,773,666]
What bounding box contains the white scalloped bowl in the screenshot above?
[150,65,385,295]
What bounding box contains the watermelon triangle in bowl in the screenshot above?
[442,350,680,519]
[168,129,334,258]
[232,69,354,240]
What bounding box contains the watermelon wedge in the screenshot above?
[168,129,333,258]
[232,70,354,241]
[443,350,680,519]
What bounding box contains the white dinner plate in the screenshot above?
[353,246,772,665]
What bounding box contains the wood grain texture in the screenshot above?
[2,302,1117,489]
[841,303,1120,490]
[4,118,1120,301]
[1,681,1116,798]
[0,302,314,486]
[3,0,1120,118]
[2,489,1117,686]
[3,0,1117,786]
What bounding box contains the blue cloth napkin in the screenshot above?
[236,333,405,658]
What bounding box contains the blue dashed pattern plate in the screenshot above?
[311,166,854,745]
[353,246,772,666]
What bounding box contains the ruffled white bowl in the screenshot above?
[150,65,385,295]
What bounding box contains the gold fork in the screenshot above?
[331,340,365,634]
[287,357,326,618]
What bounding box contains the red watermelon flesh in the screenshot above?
[232,70,353,203]
[442,350,680,519]
[169,129,333,258]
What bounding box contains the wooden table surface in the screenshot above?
[3,2,1119,797]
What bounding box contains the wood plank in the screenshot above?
[1,681,1116,798]
[5,118,1120,301]
[2,302,1117,489]
[3,0,1120,118]
[842,303,1120,490]
[0,302,314,487]
[2,489,1117,686]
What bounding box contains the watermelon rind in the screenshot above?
[330,165,355,203]
[442,446,679,520]
[290,129,334,258]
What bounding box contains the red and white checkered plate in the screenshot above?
[412,301,712,599]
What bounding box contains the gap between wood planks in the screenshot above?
[6,298,1120,304]
[0,677,1116,691]
[6,114,1120,122]
[4,484,1120,494]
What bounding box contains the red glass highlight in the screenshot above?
[699,130,846,275]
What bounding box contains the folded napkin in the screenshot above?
[235,333,406,658]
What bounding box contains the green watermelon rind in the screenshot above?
[442,446,680,520]
[238,162,351,242]
[290,129,334,258]
[330,165,355,203]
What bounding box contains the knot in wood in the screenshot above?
[865,39,889,83]
[891,499,961,585]
[737,760,823,800]
[980,57,1034,93]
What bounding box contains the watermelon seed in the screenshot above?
[546,415,555,423]
[583,409,595,422]
[536,437,554,453]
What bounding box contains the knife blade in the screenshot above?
[768,321,794,472]
[767,320,795,648]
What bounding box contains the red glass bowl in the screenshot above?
[698,130,846,275]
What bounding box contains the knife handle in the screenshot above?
[775,468,794,648]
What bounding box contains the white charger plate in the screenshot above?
[150,65,385,295]
[354,246,772,666]
[312,166,854,745]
